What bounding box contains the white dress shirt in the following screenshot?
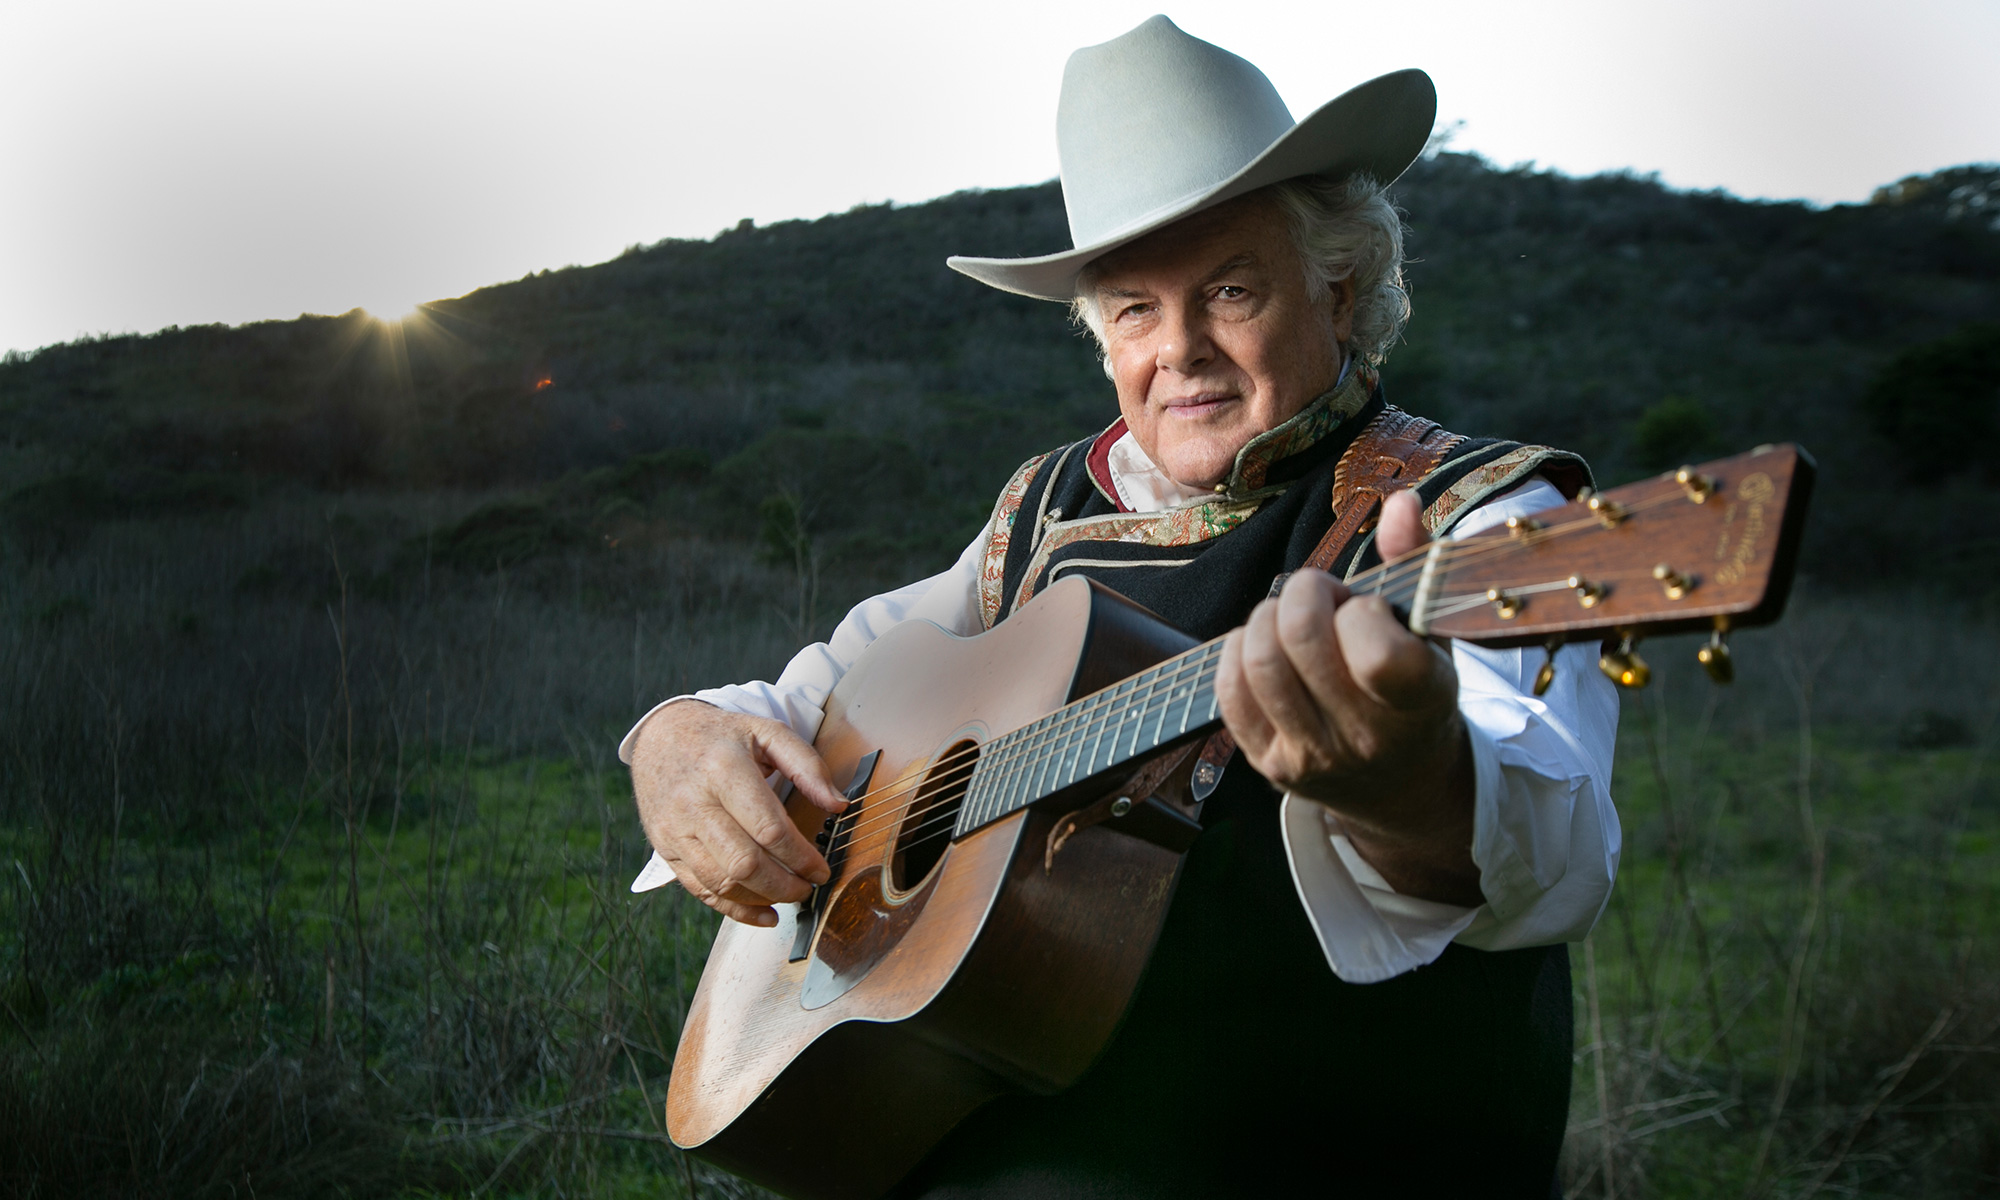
[621,430,1621,985]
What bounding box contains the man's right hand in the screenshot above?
[629,701,850,928]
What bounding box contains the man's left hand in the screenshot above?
[1214,488,1484,907]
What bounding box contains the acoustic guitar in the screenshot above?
[665,444,1814,1199]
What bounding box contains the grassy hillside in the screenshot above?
[2,155,1998,1197]
[5,155,2000,595]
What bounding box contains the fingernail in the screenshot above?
[808,867,831,885]
[754,910,778,928]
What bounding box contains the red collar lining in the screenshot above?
[1085,418,1132,513]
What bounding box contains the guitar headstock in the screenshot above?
[1408,444,1815,682]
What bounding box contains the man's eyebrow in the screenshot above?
[1095,253,1262,299]
[1198,253,1260,286]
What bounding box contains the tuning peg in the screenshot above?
[1652,563,1693,600]
[1580,489,1628,528]
[1600,633,1650,689]
[1533,639,1560,696]
[1675,467,1717,504]
[1697,629,1733,684]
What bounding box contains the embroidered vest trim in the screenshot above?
[976,368,1377,626]
[975,385,1591,633]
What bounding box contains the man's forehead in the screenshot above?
[1089,193,1287,292]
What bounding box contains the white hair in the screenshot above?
[1069,174,1411,374]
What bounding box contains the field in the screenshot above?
[1,495,1995,1198]
[3,155,1998,1196]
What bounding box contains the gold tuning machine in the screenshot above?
[1566,575,1605,607]
[1505,515,1544,540]
[1697,629,1733,684]
[1652,563,1693,600]
[1579,489,1627,528]
[1487,588,1522,619]
[1533,639,1561,697]
[1675,467,1717,504]
[1600,633,1650,689]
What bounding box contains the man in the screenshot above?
[626,16,1618,1197]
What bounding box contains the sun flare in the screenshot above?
[362,301,421,326]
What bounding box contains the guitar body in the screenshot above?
[666,577,1202,1200]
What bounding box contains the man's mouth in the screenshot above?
[1163,392,1238,419]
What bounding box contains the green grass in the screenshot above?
[0,741,740,1198]
[1565,678,2000,1197]
[11,703,1992,1197]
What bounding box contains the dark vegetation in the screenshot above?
[2,154,1998,1197]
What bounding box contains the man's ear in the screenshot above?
[1326,276,1357,343]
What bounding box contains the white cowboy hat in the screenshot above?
[947,15,1436,301]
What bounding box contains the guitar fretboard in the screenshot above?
[953,639,1226,836]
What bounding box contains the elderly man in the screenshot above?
[626,16,1617,1198]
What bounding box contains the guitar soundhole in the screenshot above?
[889,739,976,894]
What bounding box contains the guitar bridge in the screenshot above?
[789,749,879,963]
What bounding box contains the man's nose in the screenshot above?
[1155,305,1215,375]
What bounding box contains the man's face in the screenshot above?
[1091,193,1352,491]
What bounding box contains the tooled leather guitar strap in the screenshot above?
[1188,406,1465,801]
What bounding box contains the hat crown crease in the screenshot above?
[1057,16,1295,249]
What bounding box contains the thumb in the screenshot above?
[1375,488,1429,562]
[751,723,850,814]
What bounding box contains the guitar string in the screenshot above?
[819,517,1678,870]
[812,483,1706,859]
[818,648,1225,854]
[1407,485,1733,616]
[819,646,1225,855]
[851,489,1717,869]
[1356,486,1696,602]
[810,499,1630,858]
[1425,561,1702,620]
[816,532,1616,862]
[829,635,1231,846]
[822,659,1224,859]
[826,658,1230,864]
[854,683,1225,869]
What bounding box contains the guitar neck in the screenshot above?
[954,637,1229,835]
[952,551,1416,835]
[953,442,1812,838]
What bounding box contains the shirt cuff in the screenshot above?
[631,851,677,893]
[1279,791,1480,984]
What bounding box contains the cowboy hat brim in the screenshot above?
[946,67,1436,302]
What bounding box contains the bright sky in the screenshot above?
[3,0,1995,357]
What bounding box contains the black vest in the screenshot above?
[898,394,1578,1199]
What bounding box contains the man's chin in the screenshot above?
[1157,447,1237,492]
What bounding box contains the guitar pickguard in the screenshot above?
[800,860,945,1010]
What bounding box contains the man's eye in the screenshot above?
[1117,303,1152,320]
[1214,285,1248,300]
